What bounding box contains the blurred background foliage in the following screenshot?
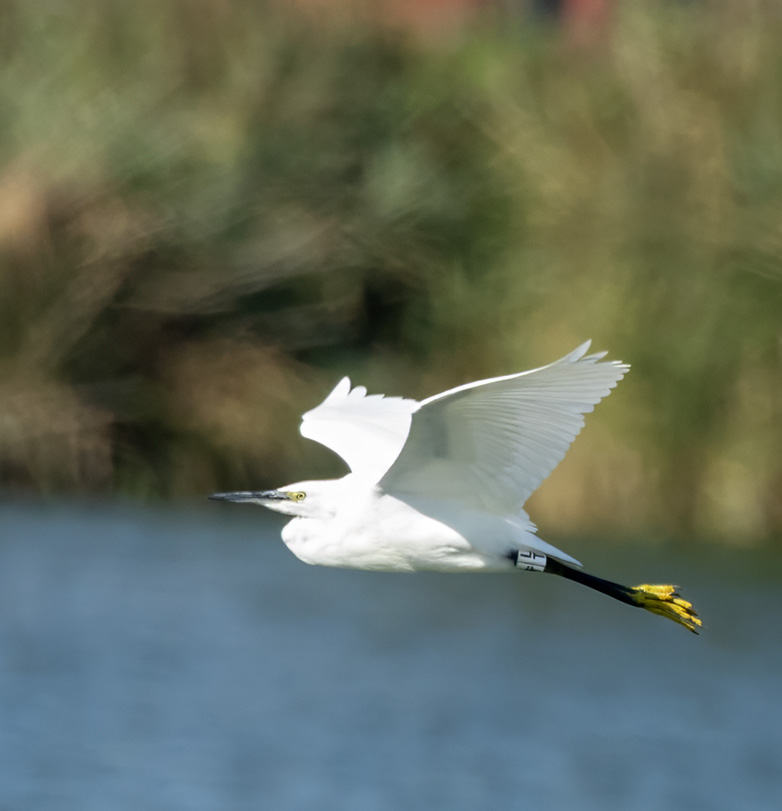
[0,0,780,543]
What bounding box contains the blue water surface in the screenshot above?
[0,501,779,810]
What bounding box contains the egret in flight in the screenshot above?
[210,342,701,633]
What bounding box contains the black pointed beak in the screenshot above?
[208,490,288,503]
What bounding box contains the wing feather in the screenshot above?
[379,342,629,517]
[300,377,418,482]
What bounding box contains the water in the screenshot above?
[0,501,780,810]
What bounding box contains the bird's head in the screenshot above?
[209,480,335,519]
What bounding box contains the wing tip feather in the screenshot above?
[566,341,630,379]
[567,340,592,361]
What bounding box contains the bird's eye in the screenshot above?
[288,491,306,502]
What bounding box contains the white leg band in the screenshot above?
[515,550,547,572]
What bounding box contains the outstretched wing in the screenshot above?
[300,378,419,483]
[379,342,629,517]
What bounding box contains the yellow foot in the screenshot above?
[629,584,702,634]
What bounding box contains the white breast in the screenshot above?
[279,492,519,572]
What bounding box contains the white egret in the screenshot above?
[210,342,701,633]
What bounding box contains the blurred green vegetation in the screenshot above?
[0,0,780,543]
